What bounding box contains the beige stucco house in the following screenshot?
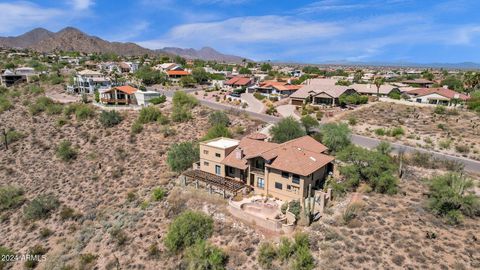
[197,134,334,201]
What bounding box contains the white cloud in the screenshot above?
[138,15,343,48]
[0,2,63,34]
[70,0,94,11]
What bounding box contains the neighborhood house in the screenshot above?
[190,134,334,202]
[406,87,470,106]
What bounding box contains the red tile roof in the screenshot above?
[167,70,190,76]
[225,76,252,86]
[407,87,470,101]
[221,135,332,176]
[114,85,138,95]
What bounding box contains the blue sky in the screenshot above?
[2,0,480,63]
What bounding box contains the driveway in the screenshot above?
[241,93,265,113]
[276,104,300,120]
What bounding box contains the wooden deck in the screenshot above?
[183,170,245,193]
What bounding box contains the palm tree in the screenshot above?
[373,77,385,97]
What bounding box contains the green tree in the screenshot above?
[270,117,306,143]
[337,145,398,194]
[180,75,197,87]
[164,210,214,252]
[260,63,272,72]
[192,67,209,84]
[239,67,252,75]
[373,77,385,96]
[166,141,199,172]
[319,123,351,153]
[441,76,464,92]
[427,173,479,224]
[300,115,319,134]
[173,91,198,108]
[208,111,230,127]
[202,125,232,141]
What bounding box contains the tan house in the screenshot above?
[195,134,334,201]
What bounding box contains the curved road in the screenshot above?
[155,89,480,172]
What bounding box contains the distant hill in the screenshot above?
[0,28,55,48]
[161,46,247,63]
[318,60,480,69]
[0,27,248,62]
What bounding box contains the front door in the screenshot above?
[215,165,221,176]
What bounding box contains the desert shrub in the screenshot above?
[374,128,385,136]
[171,105,192,122]
[75,104,95,120]
[455,144,470,154]
[172,91,198,108]
[270,116,306,143]
[320,123,351,153]
[390,126,405,137]
[149,94,167,105]
[348,116,357,126]
[339,93,368,106]
[131,120,143,134]
[434,105,446,114]
[24,245,47,268]
[315,111,323,120]
[23,194,60,220]
[161,126,176,137]
[438,139,452,149]
[254,92,266,100]
[1,129,25,145]
[138,106,162,124]
[29,96,59,115]
[0,246,14,269]
[0,96,13,113]
[277,238,295,262]
[0,185,25,211]
[202,125,232,141]
[151,187,166,201]
[39,227,53,238]
[292,245,315,270]
[49,74,64,84]
[208,111,230,127]
[99,110,122,127]
[110,227,128,246]
[157,114,170,125]
[148,244,160,258]
[388,91,401,100]
[79,253,98,268]
[342,202,363,224]
[164,210,214,252]
[166,141,199,173]
[259,233,314,270]
[59,206,80,220]
[337,145,398,194]
[56,140,77,161]
[427,173,479,224]
[184,240,228,270]
[258,242,277,269]
[375,141,392,155]
[28,84,44,95]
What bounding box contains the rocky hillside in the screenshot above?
[161,46,247,63]
[0,27,55,48]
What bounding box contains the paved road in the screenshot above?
[154,88,480,172]
[241,93,265,113]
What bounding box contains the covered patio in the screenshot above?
[181,169,246,198]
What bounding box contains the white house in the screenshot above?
[67,69,111,94]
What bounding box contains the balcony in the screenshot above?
[250,167,265,175]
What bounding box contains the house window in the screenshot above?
[228,167,235,175]
[203,161,209,166]
[275,182,283,190]
[281,171,289,178]
[203,150,209,155]
[416,98,422,103]
[257,178,265,189]
[292,174,300,184]
[215,153,221,158]
[215,165,221,176]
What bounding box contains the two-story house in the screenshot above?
[67,69,111,94]
[197,134,334,201]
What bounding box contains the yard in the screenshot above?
[339,102,480,160]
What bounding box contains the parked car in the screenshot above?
[229,92,241,98]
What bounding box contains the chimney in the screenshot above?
[235,147,243,160]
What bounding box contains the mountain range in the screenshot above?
[0,27,246,63]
